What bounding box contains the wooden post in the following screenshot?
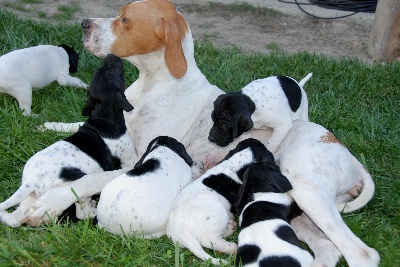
[369,0,400,62]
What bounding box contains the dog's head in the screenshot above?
[81,0,188,79]
[208,92,256,147]
[59,44,79,73]
[234,162,292,214]
[82,54,134,116]
[134,136,193,168]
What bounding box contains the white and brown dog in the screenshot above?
[0,54,134,227]
[234,162,313,267]
[209,73,311,153]
[96,136,195,238]
[166,138,273,265]
[26,1,379,266]
[0,44,88,115]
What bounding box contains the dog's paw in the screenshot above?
[75,198,97,220]
[223,219,237,237]
[24,188,73,226]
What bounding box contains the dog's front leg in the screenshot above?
[25,167,130,226]
[57,74,88,89]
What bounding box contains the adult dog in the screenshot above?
[0,44,88,115]
[26,1,379,266]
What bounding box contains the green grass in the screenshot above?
[0,8,399,267]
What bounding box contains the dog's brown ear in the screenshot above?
[161,16,187,79]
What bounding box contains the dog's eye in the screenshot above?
[121,16,127,23]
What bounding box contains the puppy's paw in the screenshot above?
[25,188,73,226]
[223,219,237,237]
[75,198,97,220]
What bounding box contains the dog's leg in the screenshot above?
[0,194,36,227]
[291,213,341,267]
[289,184,380,267]
[57,74,88,89]
[266,122,292,153]
[25,167,130,226]
[177,231,229,265]
[37,122,84,133]
[6,82,33,115]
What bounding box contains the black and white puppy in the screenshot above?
[0,44,88,115]
[234,162,313,267]
[166,138,273,265]
[96,136,195,238]
[208,73,312,152]
[0,54,135,227]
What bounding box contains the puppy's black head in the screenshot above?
[234,162,292,214]
[82,54,134,116]
[222,138,275,165]
[208,92,255,147]
[59,44,79,73]
[134,136,193,168]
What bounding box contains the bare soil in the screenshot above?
[0,0,373,62]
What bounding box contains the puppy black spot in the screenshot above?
[60,167,87,182]
[202,173,241,204]
[64,128,119,171]
[275,225,303,249]
[259,255,301,267]
[236,244,261,266]
[127,159,160,177]
[240,201,288,229]
[277,76,302,112]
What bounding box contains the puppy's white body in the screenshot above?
[237,193,313,267]
[0,55,134,227]
[242,74,311,152]
[97,139,194,238]
[0,45,87,115]
[167,146,262,265]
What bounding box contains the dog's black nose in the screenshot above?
[82,19,91,30]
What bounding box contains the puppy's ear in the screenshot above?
[268,172,293,193]
[233,113,253,138]
[234,167,252,215]
[115,91,134,112]
[81,95,95,116]
[160,16,187,79]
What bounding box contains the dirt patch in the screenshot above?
[0,0,373,62]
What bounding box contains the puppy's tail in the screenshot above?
[0,185,33,211]
[176,231,228,265]
[298,73,313,87]
[336,154,375,213]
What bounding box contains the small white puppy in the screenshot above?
[0,44,88,115]
[209,73,312,153]
[166,138,274,265]
[234,162,313,267]
[96,136,195,238]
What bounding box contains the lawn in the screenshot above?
[0,9,399,267]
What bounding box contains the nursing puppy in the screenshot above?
[166,138,273,265]
[0,54,134,227]
[209,73,311,153]
[96,136,194,238]
[0,44,88,115]
[234,163,313,267]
